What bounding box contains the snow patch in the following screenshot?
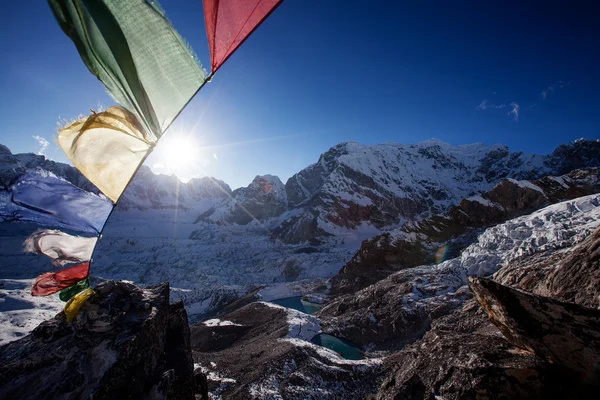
[202,319,242,327]
[466,195,497,208]
[507,178,545,194]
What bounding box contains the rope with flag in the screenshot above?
[23,0,283,321]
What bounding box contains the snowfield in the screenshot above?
[91,209,357,318]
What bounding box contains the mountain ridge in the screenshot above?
[199,138,600,244]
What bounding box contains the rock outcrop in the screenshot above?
[469,277,600,386]
[0,281,205,400]
[319,194,600,349]
[372,302,555,400]
[369,228,600,399]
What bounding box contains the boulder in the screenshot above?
[469,277,600,386]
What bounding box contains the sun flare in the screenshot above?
[159,135,199,171]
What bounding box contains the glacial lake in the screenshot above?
[270,296,364,360]
[311,334,364,360]
[270,296,322,315]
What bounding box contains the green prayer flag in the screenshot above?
[48,0,206,139]
[59,279,90,302]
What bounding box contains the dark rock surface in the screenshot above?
[0,281,203,400]
[330,168,600,295]
[469,277,600,386]
[191,302,381,399]
[318,263,471,350]
[372,302,552,400]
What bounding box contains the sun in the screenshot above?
[159,135,200,171]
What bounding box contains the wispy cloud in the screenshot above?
[33,135,49,155]
[476,98,520,122]
[475,99,488,110]
[508,103,520,121]
[475,99,507,111]
[541,81,565,100]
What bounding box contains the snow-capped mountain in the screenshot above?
[117,165,232,211]
[329,167,600,295]
[318,193,600,350]
[201,139,600,244]
[0,145,232,215]
[0,144,95,192]
[196,174,287,225]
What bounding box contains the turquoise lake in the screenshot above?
[270,296,322,314]
[269,296,365,360]
[311,334,364,360]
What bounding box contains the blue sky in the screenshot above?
[0,1,598,189]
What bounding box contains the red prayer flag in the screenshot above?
[31,262,90,296]
[204,0,283,73]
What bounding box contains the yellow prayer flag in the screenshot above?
[58,106,154,203]
[64,287,95,322]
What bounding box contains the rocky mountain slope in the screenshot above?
[191,302,381,399]
[329,167,600,295]
[2,138,600,398]
[318,194,600,349]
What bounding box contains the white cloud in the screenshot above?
[508,103,520,121]
[475,99,489,110]
[476,98,518,121]
[541,81,565,100]
[32,135,49,155]
[476,100,507,111]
